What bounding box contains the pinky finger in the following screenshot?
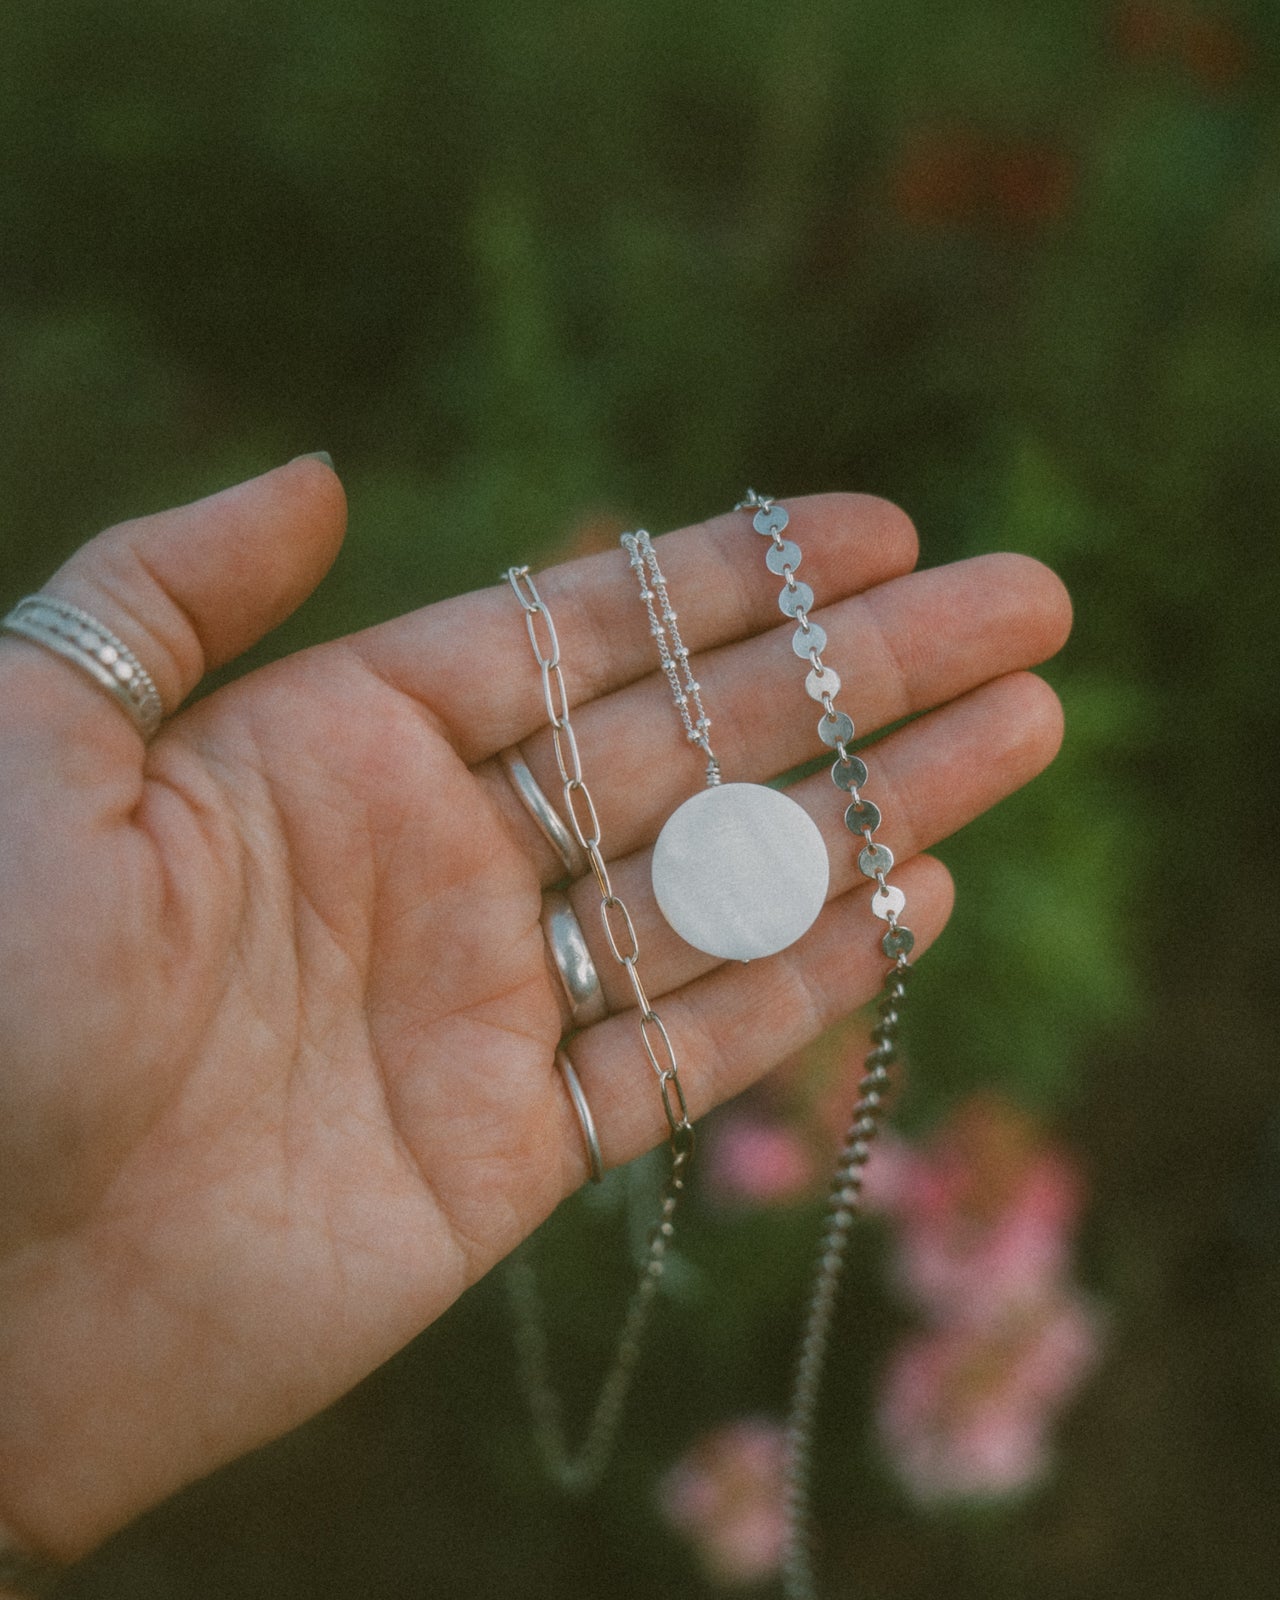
[565,853,955,1171]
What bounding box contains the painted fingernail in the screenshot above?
[292,450,335,471]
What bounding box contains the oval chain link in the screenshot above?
[550,717,582,786]
[584,841,613,901]
[563,777,602,852]
[540,657,571,726]
[600,895,640,966]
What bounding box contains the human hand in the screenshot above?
[0,460,1070,1565]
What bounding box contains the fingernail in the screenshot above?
[292,450,335,471]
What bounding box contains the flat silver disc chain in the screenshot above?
[735,491,916,1600]
[503,564,696,1493]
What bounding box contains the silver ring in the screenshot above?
[2,595,164,740]
[540,890,609,1029]
[499,746,589,879]
[556,1049,603,1185]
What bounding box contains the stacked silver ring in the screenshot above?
[499,746,590,879]
[2,595,164,739]
[499,746,608,1184]
[540,890,609,1030]
[554,1049,603,1185]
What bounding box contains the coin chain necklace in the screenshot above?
[734,490,915,1600]
[503,565,696,1493]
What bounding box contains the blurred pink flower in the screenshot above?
[875,1095,1085,1328]
[877,1293,1102,1503]
[893,1142,1083,1328]
[851,1126,915,1213]
[703,1111,817,1205]
[659,1418,788,1586]
[870,1094,1104,1503]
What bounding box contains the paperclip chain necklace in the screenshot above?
[735,491,915,1600]
[503,565,696,1493]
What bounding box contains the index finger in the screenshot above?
[344,493,918,764]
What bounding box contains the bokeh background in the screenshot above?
[3,2,1278,1596]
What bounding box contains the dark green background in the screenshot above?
[2,2,1277,1596]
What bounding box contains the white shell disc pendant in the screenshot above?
[651,782,829,961]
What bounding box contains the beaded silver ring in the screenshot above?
[2,594,164,740]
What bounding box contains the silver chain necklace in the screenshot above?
[734,490,913,1600]
[623,528,831,966]
[503,565,696,1492]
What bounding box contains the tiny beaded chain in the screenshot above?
[621,530,720,786]
[734,490,915,1600]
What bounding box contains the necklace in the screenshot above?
[622,529,830,963]
[503,564,696,1492]
[502,506,918,1592]
[733,491,914,1600]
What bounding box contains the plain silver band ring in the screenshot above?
[2,595,164,740]
[499,745,589,879]
[540,890,609,1030]
[556,1049,604,1185]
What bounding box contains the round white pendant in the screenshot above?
[651,783,829,961]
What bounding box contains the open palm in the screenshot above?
[0,460,1071,1563]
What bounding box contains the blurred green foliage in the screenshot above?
[4,1,1279,1597]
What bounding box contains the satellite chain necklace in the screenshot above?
[622,529,830,964]
[622,529,720,786]
[503,564,696,1493]
[734,490,914,1600]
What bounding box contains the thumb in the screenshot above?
[1,454,347,750]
